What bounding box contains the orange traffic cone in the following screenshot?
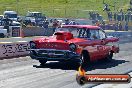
[20,29,24,38]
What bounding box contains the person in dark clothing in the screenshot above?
[125,13,128,22]
[125,22,128,31]
[44,20,49,29]
[107,12,112,21]
[2,15,12,34]
[103,3,110,11]
[115,23,118,31]
[53,19,58,33]
[130,0,132,6]
[117,14,121,21]
[130,14,132,22]
[114,12,117,21]
[118,22,122,31]
[128,12,131,22]
[65,19,70,25]
[121,13,124,21]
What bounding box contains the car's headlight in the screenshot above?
[30,41,36,49]
[69,43,77,51]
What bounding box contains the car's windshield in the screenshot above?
[56,28,79,37]
[56,28,100,39]
[4,13,17,18]
[26,13,42,17]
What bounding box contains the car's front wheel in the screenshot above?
[39,60,47,66]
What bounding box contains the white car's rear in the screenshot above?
[0,28,7,38]
[3,11,18,21]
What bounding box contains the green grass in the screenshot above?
[0,0,130,18]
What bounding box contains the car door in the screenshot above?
[86,29,102,61]
[98,29,110,59]
[77,28,104,61]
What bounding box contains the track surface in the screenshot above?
[0,37,132,88]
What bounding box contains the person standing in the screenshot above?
[48,19,53,28]
[53,19,58,33]
[65,19,70,25]
[103,3,110,11]
[114,12,117,21]
[118,22,122,31]
[125,22,128,31]
[43,20,49,35]
[2,15,12,37]
[44,20,49,29]
[130,0,132,8]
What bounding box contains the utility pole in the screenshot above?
[16,0,19,14]
[103,0,105,4]
[40,0,42,12]
[114,0,116,11]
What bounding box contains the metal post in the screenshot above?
[16,0,19,14]
[40,0,42,12]
[114,0,117,11]
[76,10,79,18]
[65,8,66,17]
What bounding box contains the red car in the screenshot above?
[29,25,119,66]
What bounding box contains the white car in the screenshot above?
[0,21,21,38]
[0,28,7,38]
[25,11,45,26]
[3,11,18,21]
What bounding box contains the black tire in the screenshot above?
[0,33,5,38]
[76,75,86,85]
[105,51,113,61]
[80,51,90,66]
[39,60,47,66]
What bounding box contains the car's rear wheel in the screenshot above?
[80,51,91,66]
[105,51,113,61]
[39,60,47,66]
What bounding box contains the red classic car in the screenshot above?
[29,25,119,66]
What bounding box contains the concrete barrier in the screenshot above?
[106,31,132,38]
[22,26,132,38]
[23,27,54,37]
[0,41,30,59]
[0,31,131,59]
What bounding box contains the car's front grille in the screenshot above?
[35,49,67,58]
[30,49,80,60]
[37,42,70,50]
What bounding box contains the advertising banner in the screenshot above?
[0,41,30,59]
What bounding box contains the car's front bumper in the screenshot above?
[112,46,119,53]
[29,49,81,62]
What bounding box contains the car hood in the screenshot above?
[33,37,70,50]
[33,37,89,44]
[32,37,91,50]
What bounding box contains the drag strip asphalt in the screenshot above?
[0,36,132,88]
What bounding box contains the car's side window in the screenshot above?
[99,30,106,39]
[78,28,85,38]
[77,28,101,40]
[70,28,79,37]
[89,29,100,40]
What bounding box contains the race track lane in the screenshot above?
[0,42,132,88]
